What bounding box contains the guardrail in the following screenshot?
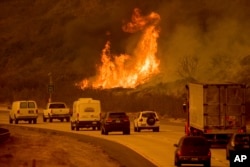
[0,128,10,143]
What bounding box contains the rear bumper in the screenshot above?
[178,156,210,164]
[16,115,38,120]
[50,114,70,119]
[76,121,100,127]
[105,124,130,132]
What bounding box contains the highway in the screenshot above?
[0,111,230,167]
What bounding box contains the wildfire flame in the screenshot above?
[79,8,161,89]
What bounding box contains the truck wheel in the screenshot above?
[123,129,130,135]
[28,120,32,124]
[97,125,101,131]
[66,117,70,122]
[15,119,18,124]
[60,118,64,122]
[49,118,53,122]
[33,119,37,124]
[92,127,96,130]
[137,127,141,132]
[204,160,211,167]
[76,126,79,131]
[134,127,137,132]
[43,116,47,122]
[71,123,75,130]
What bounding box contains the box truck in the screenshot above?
[183,82,247,146]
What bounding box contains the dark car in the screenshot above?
[100,112,130,135]
[174,136,211,167]
[226,133,250,160]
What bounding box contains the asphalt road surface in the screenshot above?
[0,111,231,167]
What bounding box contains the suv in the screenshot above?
[133,111,160,132]
[9,100,38,124]
[100,112,130,135]
[174,136,211,167]
[226,133,250,160]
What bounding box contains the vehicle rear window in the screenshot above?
[182,138,208,146]
[109,112,127,118]
[20,102,27,108]
[84,107,94,112]
[28,102,36,108]
[50,103,65,108]
[235,134,250,144]
[142,112,156,117]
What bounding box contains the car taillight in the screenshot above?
[238,129,244,133]
[106,118,112,123]
[36,109,38,114]
[139,118,143,122]
[208,151,211,157]
[177,150,181,156]
[123,117,129,122]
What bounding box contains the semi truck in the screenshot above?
[183,82,247,146]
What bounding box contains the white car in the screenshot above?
[134,111,160,132]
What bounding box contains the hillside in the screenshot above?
[1,0,250,116]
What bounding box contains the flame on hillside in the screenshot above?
[79,8,161,89]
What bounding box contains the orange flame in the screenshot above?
[79,8,160,89]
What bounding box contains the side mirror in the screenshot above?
[174,144,178,147]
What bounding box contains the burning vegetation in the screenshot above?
[79,8,161,89]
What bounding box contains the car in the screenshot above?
[226,133,250,160]
[133,111,160,132]
[43,102,71,122]
[9,100,38,124]
[174,136,211,167]
[100,111,130,135]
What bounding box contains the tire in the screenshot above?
[97,125,101,131]
[71,123,75,130]
[43,116,47,122]
[49,117,53,122]
[153,127,160,132]
[33,119,37,124]
[204,160,211,167]
[104,128,108,135]
[15,119,18,124]
[174,156,181,167]
[60,118,64,122]
[28,120,32,124]
[137,127,141,132]
[147,116,156,126]
[92,127,96,130]
[66,117,70,122]
[134,127,137,132]
[9,117,13,124]
[76,126,79,131]
[123,129,130,135]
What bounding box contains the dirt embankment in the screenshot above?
[0,125,121,167]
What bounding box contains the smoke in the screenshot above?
[157,0,250,82]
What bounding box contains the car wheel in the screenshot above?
[71,123,75,130]
[9,117,13,124]
[60,118,64,122]
[66,117,70,122]
[123,129,130,135]
[92,126,96,130]
[28,120,32,124]
[97,125,101,131]
[137,127,141,132]
[104,128,108,135]
[33,119,37,124]
[49,117,53,122]
[134,127,137,132]
[15,119,18,124]
[174,156,181,166]
[43,115,47,122]
[76,126,79,131]
[204,160,211,167]
[153,127,160,132]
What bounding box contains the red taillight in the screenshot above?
[106,117,112,123]
[238,129,244,133]
[177,150,181,156]
[17,110,20,114]
[139,118,143,122]
[208,151,211,157]
[205,129,212,133]
[124,117,129,122]
[36,109,38,114]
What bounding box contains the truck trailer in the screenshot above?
[183,82,247,146]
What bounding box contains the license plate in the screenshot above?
[191,158,198,161]
[29,110,34,114]
[92,122,97,124]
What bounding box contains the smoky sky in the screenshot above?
[1,0,250,84]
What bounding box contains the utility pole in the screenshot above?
[48,72,54,103]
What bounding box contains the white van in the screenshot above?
[71,98,101,131]
[9,100,38,124]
